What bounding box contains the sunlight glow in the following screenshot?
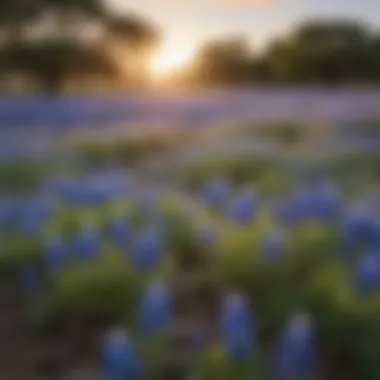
[150,37,196,79]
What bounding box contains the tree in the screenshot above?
[0,1,160,93]
[191,36,254,85]
[0,40,118,93]
[261,19,379,84]
[189,18,380,86]
[105,13,158,47]
[0,0,41,42]
[103,13,160,87]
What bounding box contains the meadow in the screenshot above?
[0,97,380,379]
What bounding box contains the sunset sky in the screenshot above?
[108,0,380,75]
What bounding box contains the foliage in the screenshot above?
[191,19,380,85]
[194,345,268,380]
[0,1,159,93]
[0,41,118,94]
[0,161,50,194]
[0,232,43,274]
[179,153,279,189]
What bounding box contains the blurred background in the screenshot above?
[0,0,380,93]
[0,1,380,380]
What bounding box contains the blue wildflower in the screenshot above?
[341,205,375,255]
[20,198,51,237]
[201,179,230,209]
[45,236,67,271]
[74,225,100,261]
[275,199,302,226]
[131,226,164,269]
[55,179,82,204]
[0,198,18,229]
[373,219,380,249]
[220,293,255,359]
[102,328,142,380]
[292,187,314,221]
[111,217,131,248]
[105,171,132,198]
[138,282,172,336]
[356,253,380,294]
[311,184,341,221]
[275,314,316,377]
[86,186,110,206]
[228,189,257,225]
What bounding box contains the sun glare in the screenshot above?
[150,38,195,79]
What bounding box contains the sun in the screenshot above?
[150,37,195,79]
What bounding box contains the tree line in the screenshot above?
[188,19,380,86]
[0,1,379,94]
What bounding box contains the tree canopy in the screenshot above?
[0,12,379,92]
[0,0,160,93]
[191,19,380,86]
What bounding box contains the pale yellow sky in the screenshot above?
[108,0,379,49]
[107,0,380,75]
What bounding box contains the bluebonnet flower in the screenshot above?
[220,293,255,359]
[263,229,286,261]
[53,178,80,204]
[275,199,302,226]
[102,328,142,380]
[311,184,342,221]
[47,176,65,195]
[74,175,111,206]
[228,189,257,225]
[20,197,52,237]
[131,226,164,269]
[74,225,100,261]
[356,252,380,294]
[274,186,313,226]
[201,179,230,209]
[104,171,132,198]
[0,198,18,229]
[138,282,172,335]
[58,177,102,206]
[45,236,67,271]
[373,219,380,249]
[71,184,90,205]
[26,196,52,220]
[85,184,110,206]
[111,217,131,248]
[341,205,376,256]
[275,314,316,378]
[292,187,314,221]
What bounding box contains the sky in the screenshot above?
[107,0,380,74]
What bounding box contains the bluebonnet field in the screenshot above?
[0,90,380,379]
[1,89,380,158]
